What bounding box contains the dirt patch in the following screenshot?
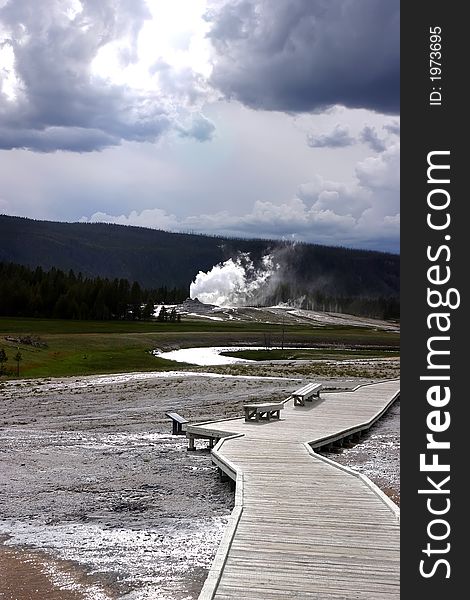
[0,539,111,600]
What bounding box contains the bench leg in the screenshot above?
[245,409,256,421]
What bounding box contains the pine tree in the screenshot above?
[142,299,155,320]
[158,305,167,322]
[14,350,22,377]
[0,348,8,375]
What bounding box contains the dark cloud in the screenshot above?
[360,125,386,153]
[206,0,399,114]
[0,125,121,152]
[307,124,355,148]
[0,0,204,152]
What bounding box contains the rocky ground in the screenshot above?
[0,366,399,599]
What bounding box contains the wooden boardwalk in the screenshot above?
[187,380,400,599]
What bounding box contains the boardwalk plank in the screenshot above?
[192,380,400,599]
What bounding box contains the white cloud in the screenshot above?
[81,208,179,230]
[356,142,400,195]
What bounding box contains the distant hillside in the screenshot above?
[0,215,399,317]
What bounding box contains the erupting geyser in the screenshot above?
[190,253,278,307]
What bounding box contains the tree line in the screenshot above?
[0,261,399,322]
[0,262,187,320]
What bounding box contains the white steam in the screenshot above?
[190,253,278,307]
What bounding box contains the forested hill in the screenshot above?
[0,215,399,310]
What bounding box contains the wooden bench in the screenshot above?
[165,411,188,435]
[292,382,322,406]
[244,402,283,422]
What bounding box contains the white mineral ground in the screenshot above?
[0,362,399,599]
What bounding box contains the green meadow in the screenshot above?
[221,348,400,361]
[0,317,399,379]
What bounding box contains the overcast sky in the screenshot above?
[0,0,400,253]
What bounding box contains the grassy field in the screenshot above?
[221,348,400,361]
[0,317,399,379]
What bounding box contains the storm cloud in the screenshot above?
[206,0,399,114]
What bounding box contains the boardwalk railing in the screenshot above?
[199,434,245,600]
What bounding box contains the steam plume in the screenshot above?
[190,253,278,307]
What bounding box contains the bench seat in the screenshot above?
[244,402,284,422]
[292,382,322,406]
[165,411,188,435]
